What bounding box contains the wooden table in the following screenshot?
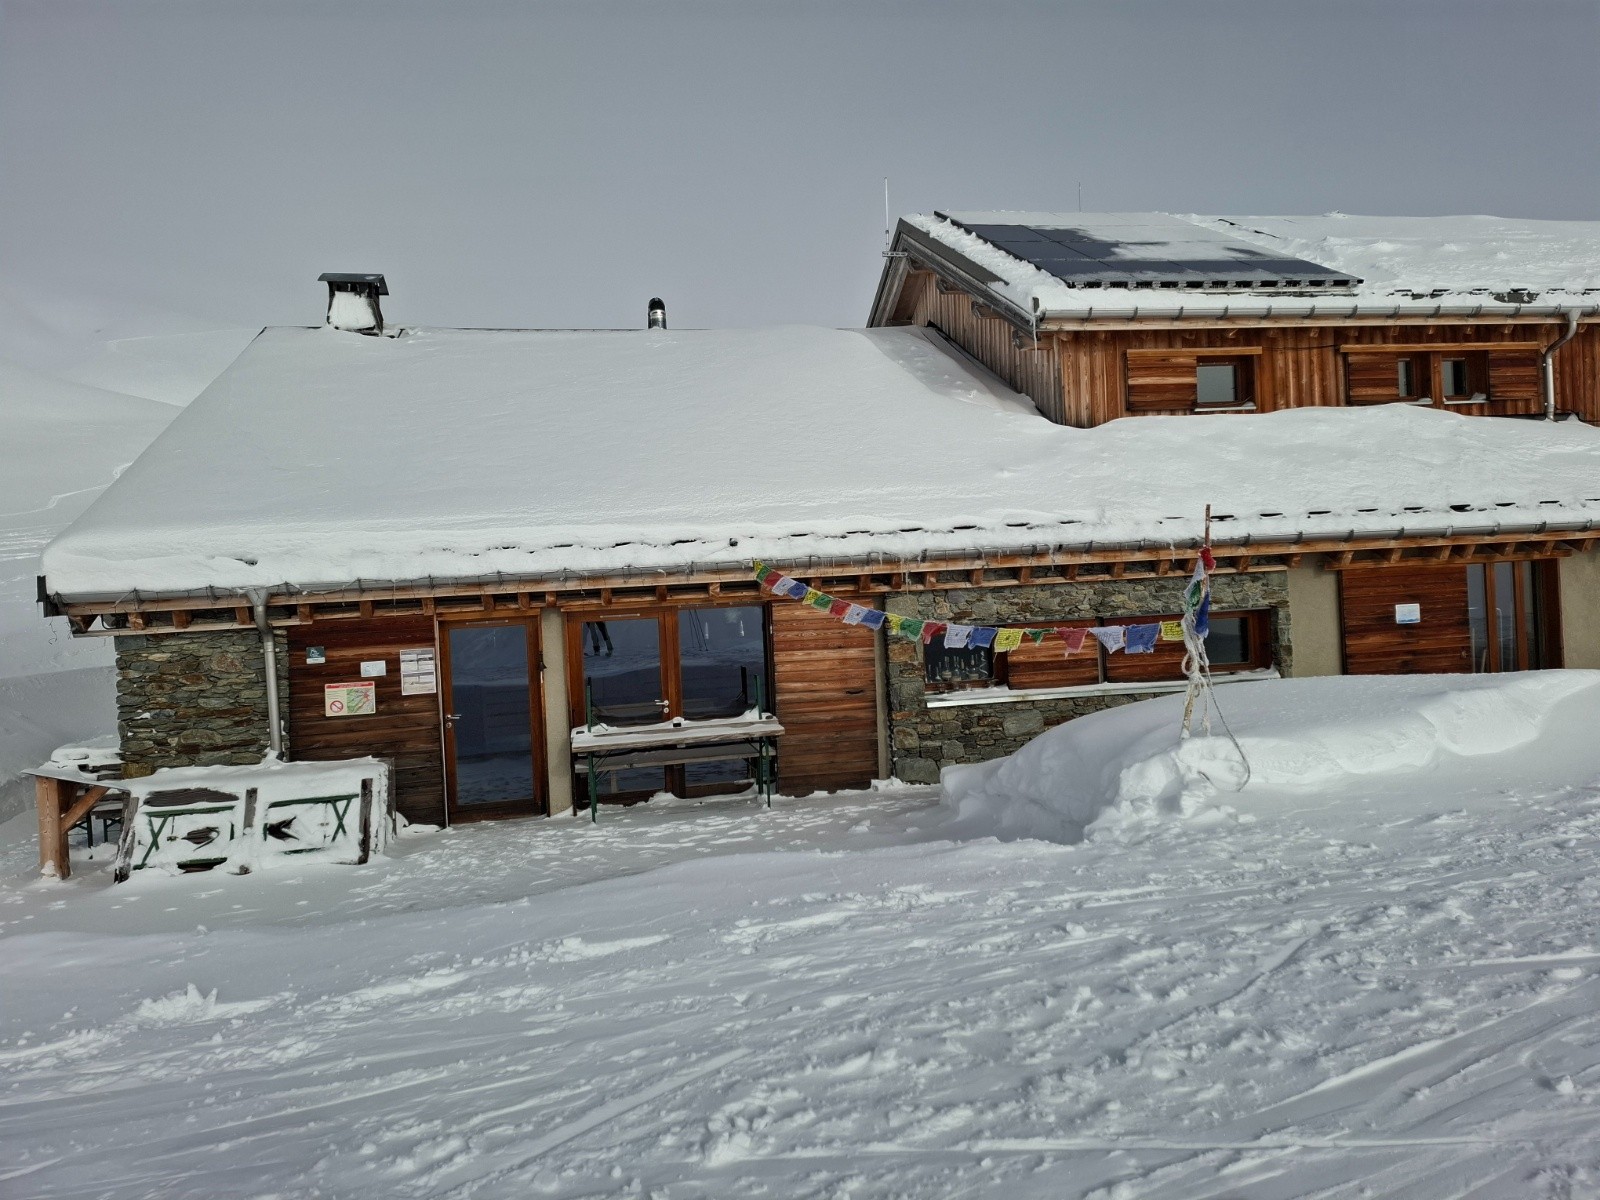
[571,716,784,823]
[28,766,128,880]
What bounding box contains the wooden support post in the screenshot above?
[36,776,65,878]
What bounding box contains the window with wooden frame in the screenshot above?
[922,611,1273,693]
[1125,349,1260,415]
[1343,345,1541,414]
[1466,560,1561,673]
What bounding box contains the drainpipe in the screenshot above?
[1542,309,1582,421]
[247,588,284,758]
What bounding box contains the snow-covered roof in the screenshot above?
[906,212,1600,320]
[40,323,1600,600]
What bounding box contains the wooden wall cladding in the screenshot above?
[1486,349,1542,415]
[287,617,445,825]
[1339,566,1470,675]
[1124,353,1199,413]
[770,598,880,795]
[898,272,1065,421]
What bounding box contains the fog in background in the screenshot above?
[2,0,1597,346]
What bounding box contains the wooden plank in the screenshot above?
[36,775,65,878]
[1126,346,1264,357]
[1339,565,1471,675]
[287,615,445,825]
[770,597,879,795]
[1339,341,1543,354]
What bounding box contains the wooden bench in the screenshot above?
[570,715,784,823]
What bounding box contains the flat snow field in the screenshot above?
[6,675,1600,1198]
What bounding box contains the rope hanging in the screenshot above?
[1179,506,1251,790]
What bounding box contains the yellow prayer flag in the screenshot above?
[1160,620,1185,642]
[994,627,1024,653]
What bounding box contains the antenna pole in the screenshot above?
[1077,181,1083,212]
[884,177,891,245]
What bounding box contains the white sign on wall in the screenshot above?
[399,648,438,696]
[360,659,387,678]
[1394,603,1421,625]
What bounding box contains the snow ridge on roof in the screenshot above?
[40,323,1600,599]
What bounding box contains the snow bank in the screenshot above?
[943,671,1600,843]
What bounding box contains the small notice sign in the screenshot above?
[1394,603,1421,625]
[324,681,377,717]
[399,648,437,696]
[360,659,387,678]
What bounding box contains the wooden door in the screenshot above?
[440,618,546,820]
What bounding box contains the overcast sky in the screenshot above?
[1,0,1596,339]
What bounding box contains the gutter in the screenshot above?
[1543,309,1583,420]
[44,512,1600,611]
[247,588,284,757]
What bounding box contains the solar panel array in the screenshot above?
[939,213,1360,292]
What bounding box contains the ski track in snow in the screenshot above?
[5,776,1600,1198]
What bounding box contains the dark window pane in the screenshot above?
[595,766,666,798]
[1204,616,1250,667]
[1443,358,1469,396]
[1397,359,1414,396]
[1467,564,1490,672]
[1494,561,1518,671]
[582,618,663,725]
[1196,363,1237,406]
[679,606,768,719]
[448,625,533,806]
[925,641,995,688]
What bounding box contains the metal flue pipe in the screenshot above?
[1542,309,1582,420]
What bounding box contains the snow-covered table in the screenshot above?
[570,714,784,823]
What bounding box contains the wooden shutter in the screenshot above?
[1125,353,1197,412]
[1005,628,1100,690]
[770,597,879,794]
[1344,353,1404,405]
[1103,617,1188,684]
[1487,349,1541,415]
[1338,566,1470,675]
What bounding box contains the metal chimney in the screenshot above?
[319,273,388,335]
[647,297,666,330]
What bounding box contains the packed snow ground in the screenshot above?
[6,674,1600,1198]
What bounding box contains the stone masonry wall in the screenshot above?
[116,630,289,777]
[886,572,1291,784]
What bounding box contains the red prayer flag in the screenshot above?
[828,599,850,618]
[922,621,947,644]
[1062,627,1089,653]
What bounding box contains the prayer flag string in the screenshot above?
[752,560,1186,658]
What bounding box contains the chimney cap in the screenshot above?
[318,272,389,296]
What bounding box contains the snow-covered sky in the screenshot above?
[2,0,1596,342]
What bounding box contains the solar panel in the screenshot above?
[938,213,1360,291]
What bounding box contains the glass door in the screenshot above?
[579,616,668,800]
[1467,561,1559,672]
[443,621,543,818]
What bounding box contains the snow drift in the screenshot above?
[943,671,1600,844]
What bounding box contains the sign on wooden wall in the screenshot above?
[324,680,377,717]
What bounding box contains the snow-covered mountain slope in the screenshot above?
[4,674,1600,1198]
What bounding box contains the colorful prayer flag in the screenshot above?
[1126,623,1160,654]
[804,589,831,611]
[842,604,868,625]
[1061,627,1089,654]
[1091,626,1126,653]
[969,627,997,649]
[1025,629,1046,644]
[994,628,1024,653]
[922,621,947,644]
[860,609,886,631]
[944,624,973,648]
[782,578,808,600]
[899,618,926,642]
[828,598,850,618]
[1160,620,1185,642]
